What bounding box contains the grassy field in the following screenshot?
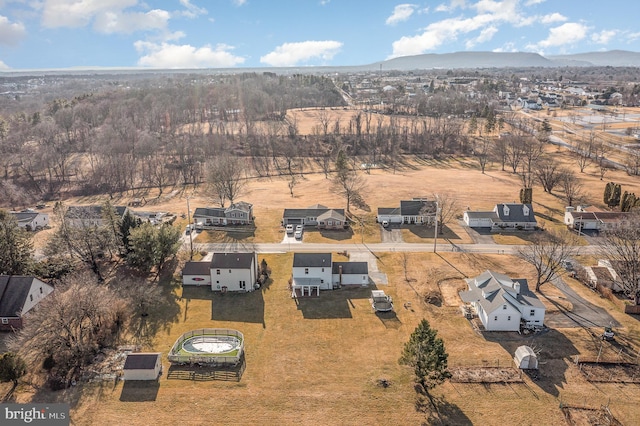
[10,107,640,425]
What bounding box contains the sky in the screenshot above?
[0,0,638,70]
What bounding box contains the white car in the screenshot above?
[286,224,294,234]
[382,220,389,228]
[294,229,303,239]
[296,225,303,232]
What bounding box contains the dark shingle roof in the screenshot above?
[332,261,368,275]
[193,207,225,218]
[400,200,437,216]
[494,203,536,223]
[293,253,332,268]
[123,353,160,370]
[0,276,37,317]
[210,252,255,269]
[377,207,399,215]
[182,261,211,275]
[283,207,344,219]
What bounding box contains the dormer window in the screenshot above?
[523,205,530,216]
[503,205,510,216]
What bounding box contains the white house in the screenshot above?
[564,206,630,232]
[210,252,258,292]
[123,353,162,381]
[332,261,369,286]
[291,253,332,296]
[0,275,54,331]
[9,211,49,231]
[377,199,437,225]
[65,205,129,227]
[181,252,258,292]
[459,270,545,331]
[193,201,253,227]
[282,204,347,230]
[464,203,537,230]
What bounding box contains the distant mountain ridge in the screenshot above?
[371,50,640,71]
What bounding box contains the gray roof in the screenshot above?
[123,353,160,370]
[182,261,211,275]
[464,211,498,220]
[228,201,252,213]
[0,276,44,317]
[494,203,536,223]
[283,207,344,219]
[9,212,39,223]
[332,261,368,275]
[193,207,225,218]
[400,200,437,216]
[317,209,345,221]
[65,205,127,220]
[377,207,399,215]
[461,270,544,314]
[293,253,332,268]
[211,252,255,269]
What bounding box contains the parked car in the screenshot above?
[382,220,389,228]
[286,224,294,234]
[296,225,303,232]
[294,229,303,239]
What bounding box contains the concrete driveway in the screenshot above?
[543,277,620,329]
[380,224,403,243]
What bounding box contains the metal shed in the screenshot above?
[513,345,538,369]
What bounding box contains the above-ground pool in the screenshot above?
[181,335,241,355]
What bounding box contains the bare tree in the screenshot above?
[207,154,247,207]
[332,150,367,213]
[517,229,580,292]
[598,215,640,305]
[432,193,459,232]
[534,159,563,193]
[561,170,584,207]
[473,137,491,174]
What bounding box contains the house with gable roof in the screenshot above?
[181,252,258,292]
[291,253,369,297]
[0,275,54,331]
[9,211,49,231]
[376,198,437,225]
[459,270,545,331]
[282,204,347,230]
[463,203,537,230]
[192,201,253,227]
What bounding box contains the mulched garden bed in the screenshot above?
[577,361,640,383]
[450,366,524,383]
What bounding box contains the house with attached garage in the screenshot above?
[181,252,258,292]
[0,275,54,331]
[377,198,437,226]
[192,201,253,227]
[282,204,347,230]
[9,211,49,231]
[291,253,369,297]
[463,203,537,230]
[65,204,129,227]
[564,206,630,232]
[459,270,545,332]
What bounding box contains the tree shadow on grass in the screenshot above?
[415,393,472,426]
[119,380,160,402]
[406,224,462,241]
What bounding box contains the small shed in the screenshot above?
[123,353,162,380]
[514,345,538,369]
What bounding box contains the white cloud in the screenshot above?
[530,22,588,49]
[525,0,545,5]
[435,0,466,12]
[40,0,138,28]
[466,25,498,49]
[260,40,342,66]
[135,41,246,68]
[540,13,566,24]
[93,9,169,34]
[493,42,516,52]
[178,0,208,18]
[0,15,26,46]
[591,30,617,45]
[233,0,247,6]
[385,4,416,26]
[0,59,10,69]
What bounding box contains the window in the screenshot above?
[320,279,324,284]
[503,304,507,310]
[39,287,43,294]
[305,268,309,274]
[530,309,535,316]
[507,316,511,321]
[240,281,246,289]
[1,318,8,324]
[321,267,324,272]
[228,269,231,273]
[216,269,221,275]
[494,316,498,321]
[30,295,33,302]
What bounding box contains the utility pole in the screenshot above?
[186,196,194,260]
[433,201,440,253]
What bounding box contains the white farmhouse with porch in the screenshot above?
[459,270,545,331]
[463,203,537,230]
[377,198,437,225]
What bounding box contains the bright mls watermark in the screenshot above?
[2,404,69,425]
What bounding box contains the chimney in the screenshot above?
[339,265,343,285]
[514,281,521,294]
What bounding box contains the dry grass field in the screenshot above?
[9,108,640,425]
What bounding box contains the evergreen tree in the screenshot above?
[119,210,140,257]
[0,352,26,386]
[0,210,34,275]
[128,223,181,275]
[399,319,451,393]
[604,182,622,209]
[520,187,533,205]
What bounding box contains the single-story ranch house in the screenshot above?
[193,201,253,227]
[459,270,545,332]
[65,205,129,227]
[282,204,347,230]
[463,203,537,230]
[291,253,369,297]
[182,252,259,292]
[0,275,54,331]
[377,198,437,225]
[564,205,630,232]
[9,211,49,231]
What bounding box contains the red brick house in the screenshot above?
[0,276,54,331]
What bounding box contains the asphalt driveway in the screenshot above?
[380,224,403,243]
[543,277,620,329]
